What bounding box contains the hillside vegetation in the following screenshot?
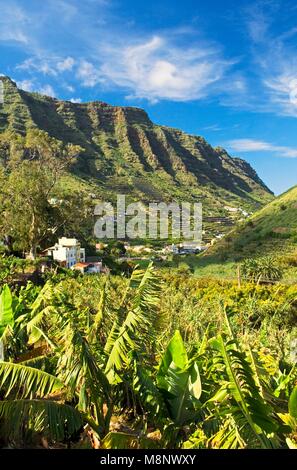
[207,185,297,260]
[0,76,273,215]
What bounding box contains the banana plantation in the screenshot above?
[0,264,297,449]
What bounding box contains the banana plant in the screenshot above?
[0,361,83,443]
[156,330,202,426]
[208,335,281,448]
[0,285,14,360]
[132,330,203,447]
[0,284,29,361]
[0,264,162,447]
[278,386,297,448]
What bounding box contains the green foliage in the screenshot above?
[0,75,272,239]
[0,362,63,398]
[0,285,13,339]
[0,260,296,449]
[241,256,283,283]
[0,128,91,258]
[0,399,83,443]
[104,263,160,382]
[209,336,279,447]
[207,184,297,260]
[156,331,202,426]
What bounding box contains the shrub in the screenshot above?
[176,262,193,276]
[241,256,283,283]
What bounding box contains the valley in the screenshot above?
[0,76,297,451]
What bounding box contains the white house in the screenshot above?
[71,262,102,275]
[45,237,85,268]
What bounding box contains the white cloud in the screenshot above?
[70,97,82,103]
[17,78,57,98]
[264,74,297,117]
[64,84,75,92]
[0,3,29,44]
[17,56,76,76]
[246,2,272,43]
[95,35,233,102]
[0,30,28,44]
[202,124,223,132]
[57,57,75,72]
[17,79,35,92]
[38,84,56,97]
[226,139,297,158]
[76,60,105,87]
[1,1,238,104]
[245,2,297,117]
[17,58,58,76]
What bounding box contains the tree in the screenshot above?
[0,130,83,258]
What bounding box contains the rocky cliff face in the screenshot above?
[0,76,273,212]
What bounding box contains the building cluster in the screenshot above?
[43,237,107,275]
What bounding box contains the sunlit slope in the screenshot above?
[207,185,297,259]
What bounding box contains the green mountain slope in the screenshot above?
[207,185,297,259]
[0,76,273,218]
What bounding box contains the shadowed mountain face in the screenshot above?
[0,76,273,213]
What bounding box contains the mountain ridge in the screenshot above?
[0,76,273,218]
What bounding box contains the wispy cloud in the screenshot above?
[6,0,297,115]
[17,56,76,76]
[0,0,237,103]
[16,79,35,92]
[17,58,58,76]
[95,35,233,102]
[56,57,75,72]
[70,97,82,103]
[245,1,297,117]
[226,138,297,158]
[38,84,56,97]
[0,2,30,44]
[76,60,105,87]
[202,124,224,132]
[17,78,56,97]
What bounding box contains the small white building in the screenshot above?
[45,237,85,268]
[224,206,239,213]
[71,262,102,275]
[170,242,207,254]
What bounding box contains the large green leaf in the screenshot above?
[158,330,188,377]
[289,386,297,419]
[188,361,202,400]
[210,336,279,447]
[0,399,83,442]
[157,330,201,425]
[0,361,63,398]
[0,285,14,338]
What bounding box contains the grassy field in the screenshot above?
[155,254,237,279]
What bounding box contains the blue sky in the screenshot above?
[1,0,297,194]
